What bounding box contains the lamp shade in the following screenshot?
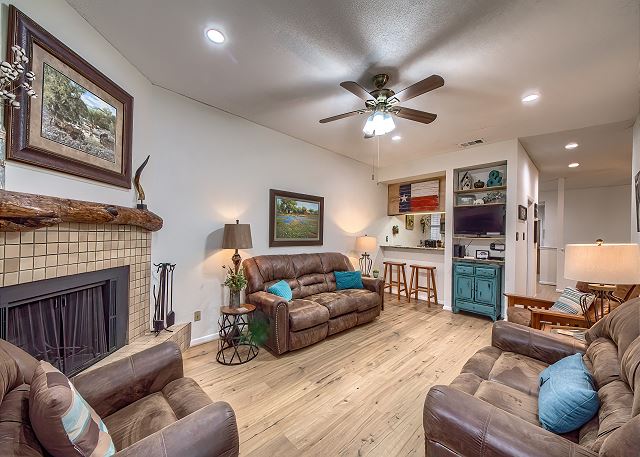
[356,235,377,253]
[564,243,640,285]
[222,220,253,249]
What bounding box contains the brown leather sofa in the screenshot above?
[424,297,640,457]
[0,340,239,457]
[243,252,383,355]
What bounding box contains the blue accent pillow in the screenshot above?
[538,354,599,433]
[267,280,292,301]
[334,271,364,290]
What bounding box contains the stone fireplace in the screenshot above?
[0,190,191,371]
[0,223,152,342]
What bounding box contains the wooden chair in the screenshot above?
[408,265,438,306]
[505,284,639,330]
[383,261,409,300]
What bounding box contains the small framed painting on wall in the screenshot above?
[269,189,324,247]
[518,205,527,221]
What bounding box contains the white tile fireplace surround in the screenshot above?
[0,223,151,342]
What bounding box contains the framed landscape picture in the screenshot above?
[269,189,324,247]
[5,6,133,188]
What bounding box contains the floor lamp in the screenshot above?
[564,241,640,322]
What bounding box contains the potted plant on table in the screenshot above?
[223,265,247,308]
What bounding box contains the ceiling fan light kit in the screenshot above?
[363,111,395,136]
[320,73,444,138]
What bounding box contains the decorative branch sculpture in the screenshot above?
[0,189,163,231]
[134,155,150,209]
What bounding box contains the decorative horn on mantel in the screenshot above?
[0,189,163,232]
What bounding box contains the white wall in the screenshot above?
[516,141,539,296]
[632,114,640,244]
[148,86,386,341]
[539,182,632,289]
[378,139,539,308]
[1,1,387,343]
[1,0,150,207]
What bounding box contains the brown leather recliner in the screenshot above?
[243,252,383,355]
[0,340,239,457]
[424,297,640,457]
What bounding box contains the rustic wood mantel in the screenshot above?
[0,190,163,232]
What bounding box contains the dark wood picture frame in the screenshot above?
[5,6,133,188]
[518,204,527,221]
[269,189,324,247]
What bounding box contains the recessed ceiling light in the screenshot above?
[565,142,579,149]
[521,93,540,103]
[568,162,580,168]
[206,29,225,44]
[391,135,402,141]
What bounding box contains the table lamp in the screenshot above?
[564,240,640,319]
[356,235,377,277]
[222,220,253,273]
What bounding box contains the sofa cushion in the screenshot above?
[584,337,621,389]
[289,323,328,351]
[488,351,548,396]
[29,361,115,456]
[550,287,594,315]
[335,288,380,312]
[335,271,364,290]
[268,280,293,301]
[307,292,359,318]
[162,378,212,420]
[474,380,540,426]
[0,384,43,456]
[508,307,532,327]
[539,354,599,434]
[327,312,358,335]
[288,299,330,331]
[103,391,177,451]
[586,297,640,359]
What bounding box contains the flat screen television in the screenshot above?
[454,205,505,235]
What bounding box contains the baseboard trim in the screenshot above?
[190,332,219,347]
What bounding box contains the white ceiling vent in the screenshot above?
[459,138,485,148]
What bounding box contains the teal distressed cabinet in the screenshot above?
[452,261,502,321]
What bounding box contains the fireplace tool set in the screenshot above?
[153,262,176,335]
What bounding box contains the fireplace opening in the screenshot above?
[0,266,129,376]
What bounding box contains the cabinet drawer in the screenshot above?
[455,300,494,316]
[454,264,474,275]
[475,267,497,278]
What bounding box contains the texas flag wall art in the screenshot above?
[397,179,439,213]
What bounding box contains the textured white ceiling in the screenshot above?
[67,0,639,169]
[522,121,634,191]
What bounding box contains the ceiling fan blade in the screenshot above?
[392,75,444,103]
[340,81,372,101]
[395,107,437,124]
[319,110,365,123]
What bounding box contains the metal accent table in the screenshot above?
[216,304,259,365]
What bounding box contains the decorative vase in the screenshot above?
[229,290,241,308]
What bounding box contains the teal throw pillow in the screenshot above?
[335,271,364,290]
[538,354,599,433]
[267,280,292,301]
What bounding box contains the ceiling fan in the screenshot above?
[319,73,444,138]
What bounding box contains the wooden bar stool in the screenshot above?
[383,261,409,300]
[408,265,438,306]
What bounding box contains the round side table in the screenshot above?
[216,304,259,365]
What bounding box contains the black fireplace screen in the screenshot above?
[0,267,128,376]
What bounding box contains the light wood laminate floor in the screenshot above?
[183,294,493,456]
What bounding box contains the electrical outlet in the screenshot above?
[193,311,201,322]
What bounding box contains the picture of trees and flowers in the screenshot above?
[6,6,134,188]
[42,64,117,162]
[269,189,324,247]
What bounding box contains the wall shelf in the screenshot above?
[453,235,505,240]
[454,202,506,208]
[454,185,507,194]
